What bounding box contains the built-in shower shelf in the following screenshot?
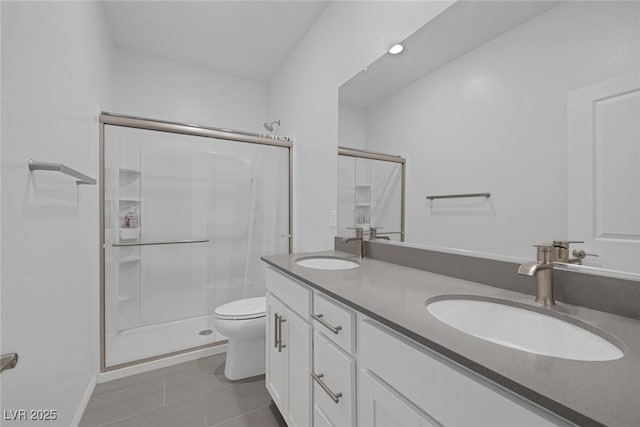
[355,203,371,207]
[119,256,141,264]
[119,228,141,240]
[355,184,371,188]
[119,198,141,202]
[119,168,141,175]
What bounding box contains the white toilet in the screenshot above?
[214,296,266,380]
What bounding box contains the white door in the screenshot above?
[266,292,285,412]
[283,306,312,427]
[358,370,440,427]
[568,73,640,273]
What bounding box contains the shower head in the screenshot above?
[263,120,280,132]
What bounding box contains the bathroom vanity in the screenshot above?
[262,251,640,427]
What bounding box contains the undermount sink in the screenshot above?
[426,297,623,361]
[295,256,359,270]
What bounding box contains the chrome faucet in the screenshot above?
[343,227,364,259]
[553,240,584,264]
[369,227,390,241]
[517,244,555,305]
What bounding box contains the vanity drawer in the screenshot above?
[312,293,355,353]
[358,318,570,427]
[266,267,311,319]
[313,404,335,427]
[313,331,356,427]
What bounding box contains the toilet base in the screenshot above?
[224,336,266,380]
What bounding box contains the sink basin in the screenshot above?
[295,256,359,270]
[426,297,623,361]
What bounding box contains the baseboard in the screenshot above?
[97,343,227,383]
[72,374,97,427]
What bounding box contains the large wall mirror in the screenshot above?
[338,1,640,276]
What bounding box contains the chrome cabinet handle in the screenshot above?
[277,316,287,352]
[274,313,279,348]
[312,372,343,403]
[311,313,342,335]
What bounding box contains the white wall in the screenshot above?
[338,103,366,150]
[113,50,268,133]
[1,1,113,425]
[268,1,455,251]
[364,1,640,259]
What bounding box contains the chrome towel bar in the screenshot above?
[0,353,18,373]
[112,238,209,247]
[426,192,490,200]
[28,159,96,185]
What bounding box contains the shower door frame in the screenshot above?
[338,146,406,242]
[99,112,293,372]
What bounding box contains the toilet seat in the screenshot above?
[215,296,266,320]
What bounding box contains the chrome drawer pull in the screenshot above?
[312,372,343,403]
[312,313,342,335]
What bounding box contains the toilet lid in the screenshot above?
[215,297,266,320]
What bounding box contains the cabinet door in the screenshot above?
[359,370,440,427]
[282,305,312,427]
[359,319,569,426]
[266,292,285,412]
[314,404,336,427]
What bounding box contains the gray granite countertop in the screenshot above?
[262,250,640,427]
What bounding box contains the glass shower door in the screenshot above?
[103,125,289,368]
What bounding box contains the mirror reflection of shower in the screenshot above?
[263,120,280,134]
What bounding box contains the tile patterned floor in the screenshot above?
[80,354,283,427]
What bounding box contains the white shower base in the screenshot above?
[106,314,224,367]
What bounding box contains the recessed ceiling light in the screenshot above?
[388,44,404,55]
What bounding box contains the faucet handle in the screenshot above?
[552,240,584,249]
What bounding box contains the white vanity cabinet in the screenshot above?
[357,318,572,427]
[266,268,312,427]
[311,292,357,427]
[359,369,438,427]
[264,265,572,427]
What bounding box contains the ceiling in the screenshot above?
[102,1,330,82]
[340,1,561,108]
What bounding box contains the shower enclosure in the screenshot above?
[338,147,405,241]
[99,113,291,371]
